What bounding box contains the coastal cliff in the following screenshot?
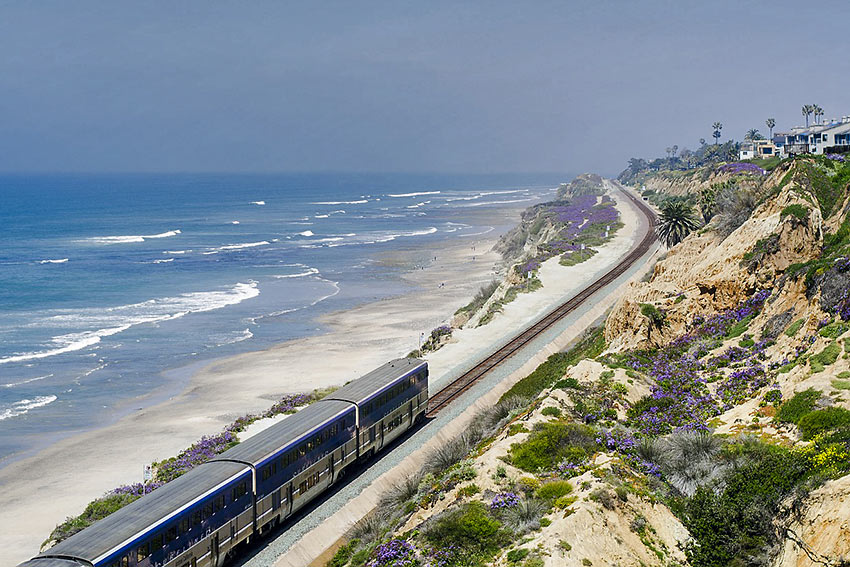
[326,157,850,567]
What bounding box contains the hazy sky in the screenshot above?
[1,1,848,176]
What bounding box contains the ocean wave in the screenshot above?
[273,267,320,278]
[299,230,314,237]
[459,226,496,237]
[314,214,329,219]
[152,258,174,264]
[254,277,340,320]
[322,226,438,248]
[3,374,53,388]
[39,258,69,264]
[312,199,368,205]
[0,395,57,421]
[459,198,535,207]
[387,191,441,198]
[406,201,430,209]
[210,328,253,347]
[81,230,181,245]
[205,241,270,253]
[251,201,266,205]
[231,221,240,224]
[164,250,191,254]
[0,282,260,365]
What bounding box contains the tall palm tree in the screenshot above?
[744,128,762,141]
[813,105,824,125]
[656,200,701,248]
[699,138,706,146]
[712,122,723,145]
[672,144,679,157]
[802,104,813,127]
[765,118,775,139]
[665,147,672,158]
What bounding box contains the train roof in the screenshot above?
[212,399,353,466]
[37,460,249,564]
[326,358,426,405]
[18,559,85,567]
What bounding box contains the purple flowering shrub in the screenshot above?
[515,194,620,274]
[369,539,418,567]
[825,153,846,162]
[719,162,767,175]
[623,290,773,435]
[489,492,521,510]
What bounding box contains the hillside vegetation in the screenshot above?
[328,156,850,567]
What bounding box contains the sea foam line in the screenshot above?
[3,374,53,388]
[312,199,368,205]
[0,282,260,365]
[80,230,181,245]
[39,258,69,264]
[387,191,441,198]
[0,395,57,421]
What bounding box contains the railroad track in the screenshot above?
[425,185,658,417]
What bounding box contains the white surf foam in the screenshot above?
[231,221,240,224]
[314,214,329,219]
[312,200,368,205]
[3,374,53,388]
[0,395,57,421]
[299,230,314,237]
[152,258,174,264]
[207,241,270,252]
[0,282,260,365]
[273,267,320,279]
[387,191,441,198]
[251,201,266,205]
[81,230,181,245]
[39,258,69,264]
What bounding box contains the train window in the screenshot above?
[262,466,271,481]
[192,510,201,526]
[166,526,177,542]
[152,534,163,550]
[299,444,306,457]
[410,377,415,386]
[138,542,150,561]
[180,517,190,534]
[202,503,212,519]
[122,555,129,567]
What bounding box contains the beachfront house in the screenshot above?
[739,139,781,160]
[782,115,850,156]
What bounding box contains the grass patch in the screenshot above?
[499,326,604,403]
[819,321,850,339]
[785,318,805,337]
[797,407,850,440]
[456,280,500,316]
[777,388,821,424]
[424,501,510,560]
[725,315,754,339]
[508,421,596,472]
[810,342,841,373]
[534,480,573,502]
[780,204,809,222]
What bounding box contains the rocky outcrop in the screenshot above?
[605,172,823,352]
[557,173,607,199]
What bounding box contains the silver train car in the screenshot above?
[19,358,428,567]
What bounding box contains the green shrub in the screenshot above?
[738,337,755,348]
[682,441,811,567]
[785,318,805,336]
[539,517,552,527]
[725,315,753,338]
[506,548,530,563]
[554,376,581,390]
[457,484,480,497]
[797,407,850,440]
[810,342,841,373]
[499,327,604,402]
[832,379,850,391]
[541,406,562,418]
[327,538,361,567]
[424,501,510,558]
[818,321,850,339]
[559,540,572,551]
[534,480,573,501]
[777,388,821,424]
[781,204,809,222]
[48,492,140,544]
[508,422,596,472]
[349,548,372,567]
[554,495,578,509]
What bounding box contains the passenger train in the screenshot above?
[19,358,429,567]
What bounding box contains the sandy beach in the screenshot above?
[0,185,641,565]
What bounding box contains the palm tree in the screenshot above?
[656,200,701,248]
[744,128,762,141]
[665,147,672,158]
[672,144,679,157]
[765,118,775,139]
[813,105,824,125]
[699,138,706,146]
[712,122,723,145]
[802,104,813,127]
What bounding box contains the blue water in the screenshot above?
[0,172,562,463]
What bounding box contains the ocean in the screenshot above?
[0,172,562,463]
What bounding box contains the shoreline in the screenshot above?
[0,201,528,565]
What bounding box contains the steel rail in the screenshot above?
[425,185,657,417]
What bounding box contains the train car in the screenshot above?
[18,359,428,567]
[326,358,428,458]
[19,460,252,567]
[210,399,356,535]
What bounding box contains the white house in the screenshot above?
[783,116,850,155]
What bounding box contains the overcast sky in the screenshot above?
[1,1,848,176]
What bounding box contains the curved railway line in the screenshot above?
[425,184,657,418]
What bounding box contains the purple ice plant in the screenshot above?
[369,539,418,567]
[489,492,521,510]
